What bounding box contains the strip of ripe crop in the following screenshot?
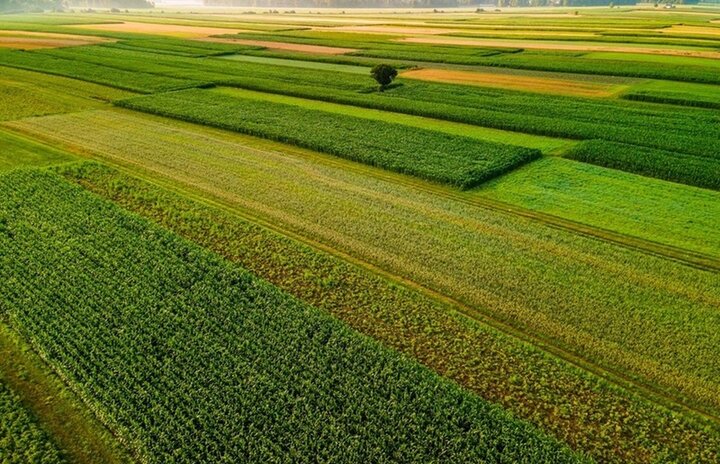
[0,377,65,464]
[59,161,720,464]
[565,140,720,191]
[0,169,586,464]
[116,88,540,189]
[9,109,720,422]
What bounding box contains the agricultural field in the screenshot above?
[0,4,718,464]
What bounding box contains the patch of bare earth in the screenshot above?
[401,68,623,97]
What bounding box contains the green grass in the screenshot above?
[60,160,720,464]
[0,168,586,464]
[219,54,372,74]
[0,129,75,171]
[564,139,720,191]
[476,157,720,257]
[583,51,720,69]
[0,49,207,93]
[623,80,720,109]
[215,87,574,154]
[0,377,65,464]
[10,109,720,421]
[117,88,540,188]
[0,323,130,464]
[0,66,131,121]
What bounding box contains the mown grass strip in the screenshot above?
[476,157,720,257]
[117,88,540,188]
[0,168,586,464]
[58,161,720,464]
[0,129,75,172]
[0,66,131,122]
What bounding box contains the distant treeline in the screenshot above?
[0,0,58,11]
[498,0,635,6]
[0,0,153,10]
[66,0,154,8]
[204,0,496,7]
[203,0,636,6]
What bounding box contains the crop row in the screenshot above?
[22,45,720,161]
[623,90,720,110]
[12,108,720,419]
[117,88,539,188]
[0,378,65,464]
[565,140,720,191]
[0,169,585,464]
[222,31,720,84]
[61,161,720,464]
[0,49,206,93]
[101,38,262,58]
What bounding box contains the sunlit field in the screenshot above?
[1,4,719,463]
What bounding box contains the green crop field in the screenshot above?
[0,5,718,464]
[0,378,65,464]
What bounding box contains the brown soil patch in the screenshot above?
[68,21,249,38]
[0,31,110,49]
[198,37,355,55]
[401,68,623,97]
[400,36,720,59]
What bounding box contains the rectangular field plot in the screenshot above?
[477,157,720,258]
[400,68,628,97]
[117,89,540,188]
[9,109,720,422]
[0,66,131,121]
[214,87,574,154]
[0,168,583,464]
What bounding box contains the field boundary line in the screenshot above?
[0,320,134,464]
[5,119,719,426]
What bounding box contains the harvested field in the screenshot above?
[400,36,720,59]
[199,37,355,54]
[316,25,464,35]
[68,21,249,38]
[0,31,110,49]
[401,68,625,97]
[659,25,720,37]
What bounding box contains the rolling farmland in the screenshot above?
[0,5,719,464]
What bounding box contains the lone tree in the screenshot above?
[370,64,398,91]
